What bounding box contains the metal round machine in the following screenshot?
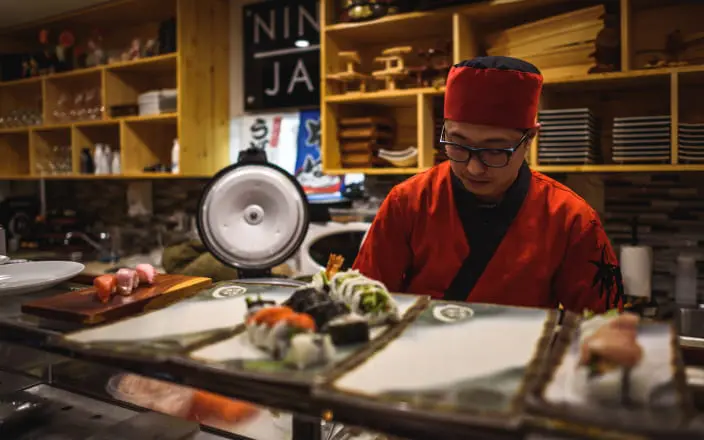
[196,147,310,278]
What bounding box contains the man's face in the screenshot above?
[444,120,535,201]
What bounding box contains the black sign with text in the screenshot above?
[243,0,320,111]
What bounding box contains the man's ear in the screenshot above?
[526,125,539,142]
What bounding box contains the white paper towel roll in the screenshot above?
[620,245,653,299]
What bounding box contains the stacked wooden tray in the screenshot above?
[338,117,395,168]
[486,5,606,79]
[611,115,671,164]
[679,122,704,163]
[538,108,601,165]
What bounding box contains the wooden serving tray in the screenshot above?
[22,274,212,325]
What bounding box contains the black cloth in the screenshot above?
[444,163,532,302]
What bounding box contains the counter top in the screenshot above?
[9,250,165,278]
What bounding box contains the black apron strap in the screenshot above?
[444,164,532,302]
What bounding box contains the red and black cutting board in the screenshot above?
[21,274,212,325]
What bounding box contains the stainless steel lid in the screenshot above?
[197,161,309,271]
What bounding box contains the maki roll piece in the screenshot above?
[283,287,328,313]
[283,333,336,370]
[245,295,276,317]
[330,271,401,326]
[305,300,350,330]
[326,314,370,346]
[246,306,295,348]
[265,313,317,358]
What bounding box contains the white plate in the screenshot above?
[0,261,85,296]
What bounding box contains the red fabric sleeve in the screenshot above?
[554,214,624,314]
[352,187,412,293]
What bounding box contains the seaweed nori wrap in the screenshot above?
[283,287,329,313]
[304,300,350,330]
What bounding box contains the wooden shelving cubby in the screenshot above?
[121,115,177,174]
[0,131,30,177]
[104,53,177,116]
[320,0,704,175]
[0,0,229,180]
[71,121,120,172]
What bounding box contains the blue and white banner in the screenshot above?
[231,109,363,200]
[293,109,343,200]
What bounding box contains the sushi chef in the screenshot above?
[353,56,622,313]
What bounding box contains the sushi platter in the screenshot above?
[526,311,693,438]
[21,272,212,325]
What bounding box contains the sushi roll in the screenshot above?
[94,274,117,303]
[283,333,336,370]
[264,313,316,358]
[245,295,276,317]
[310,254,345,293]
[246,306,295,348]
[326,313,370,346]
[136,263,157,285]
[116,268,140,296]
[304,300,350,330]
[329,270,400,326]
[283,287,328,312]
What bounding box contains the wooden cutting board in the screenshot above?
[21,274,212,325]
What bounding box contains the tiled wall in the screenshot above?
[39,172,704,297]
[601,173,704,298]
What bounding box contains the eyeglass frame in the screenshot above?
[438,124,533,168]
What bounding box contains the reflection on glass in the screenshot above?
[35,145,72,175]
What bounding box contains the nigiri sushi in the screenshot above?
[578,313,644,405]
[116,268,139,296]
[94,274,117,303]
[135,263,157,285]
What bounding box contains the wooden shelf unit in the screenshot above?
[0,0,229,180]
[320,0,704,175]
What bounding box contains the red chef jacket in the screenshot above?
[353,162,622,313]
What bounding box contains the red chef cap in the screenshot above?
[444,56,543,130]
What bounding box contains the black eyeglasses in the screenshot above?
[439,125,531,168]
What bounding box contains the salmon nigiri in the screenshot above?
[94,274,117,303]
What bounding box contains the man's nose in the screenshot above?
[466,154,486,175]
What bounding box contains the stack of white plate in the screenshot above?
[537,108,600,165]
[612,115,671,163]
[679,122,704,163]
